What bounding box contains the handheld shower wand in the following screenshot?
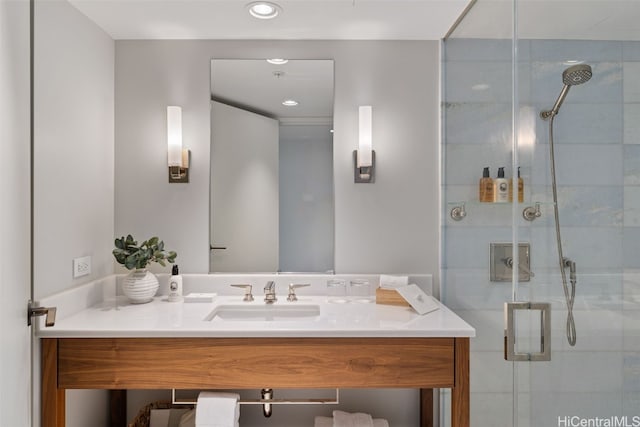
[540,64,593,120]
[540,63,592,346]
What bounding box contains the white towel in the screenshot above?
[314,416,333,427]
[195,392,240,427]
[332,410,374,427]
[379,274,409,289]
[150,408,191,427]
[315,414,388,427]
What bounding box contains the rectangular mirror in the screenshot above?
[209,59,334,273]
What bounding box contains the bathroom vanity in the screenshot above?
[38,293,474,427]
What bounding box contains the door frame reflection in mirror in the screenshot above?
[209,59,335,273]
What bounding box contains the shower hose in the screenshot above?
[548,115,577,346]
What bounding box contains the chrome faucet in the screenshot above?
[264,281,277,304]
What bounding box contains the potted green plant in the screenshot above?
[113,235,177,304]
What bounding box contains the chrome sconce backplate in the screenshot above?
[353,150,375,183]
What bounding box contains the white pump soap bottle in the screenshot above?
[168,264,183,302]
[494,167,509,203]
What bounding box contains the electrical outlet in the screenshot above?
[73,256,92,278]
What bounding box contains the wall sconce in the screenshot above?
[167,106,190,183]
[354,105,375,183]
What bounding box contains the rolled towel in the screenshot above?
[332,410,374,427]
[195,392,240,427]
[379,274,409,289]
[314,416,333,427]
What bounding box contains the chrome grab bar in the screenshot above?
[171,388,340,405]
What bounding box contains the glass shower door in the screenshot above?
[441,0,521,424]
[514,2,636,423]
[443,1,639,426]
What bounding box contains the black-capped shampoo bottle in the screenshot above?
[509,167,524,203]
[168,264,183,302]
[479,167,494,203]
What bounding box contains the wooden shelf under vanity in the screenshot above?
[42,336,470,427]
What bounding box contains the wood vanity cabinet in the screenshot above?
[42,336,469,427]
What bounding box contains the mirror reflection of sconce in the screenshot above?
[354,105,375,183]
[167,106,190,183]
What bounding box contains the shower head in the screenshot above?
[562,64,592,86]
[541,64,593,120]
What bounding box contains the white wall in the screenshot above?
[34,0,115,300]
[0,0,32,425]
[33,1,115,425]
[115,39,440,426]
[115,40,440,282]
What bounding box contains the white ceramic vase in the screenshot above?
[122,269,159,304]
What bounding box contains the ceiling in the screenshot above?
[67,0,640,42]
[450,0,640,41]
[211,59,334,120]
[67,0,472,40]
[63,0,640,120]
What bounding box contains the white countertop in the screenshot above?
[36,295,475,338]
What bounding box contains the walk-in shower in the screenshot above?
[540,63,593,346]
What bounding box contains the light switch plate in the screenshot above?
[73,256,91,278]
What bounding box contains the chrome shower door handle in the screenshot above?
[504,302,551,362]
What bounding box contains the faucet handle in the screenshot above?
[230,284,254,302]
[287,283,311,302]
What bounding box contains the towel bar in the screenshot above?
[171,389,339,406]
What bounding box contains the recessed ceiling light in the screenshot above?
[282,99,298,107]
[247,2,282,20]
[267,58,288,65]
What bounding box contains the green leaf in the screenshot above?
[114,234,177,269]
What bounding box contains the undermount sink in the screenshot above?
[205,304,321,322]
